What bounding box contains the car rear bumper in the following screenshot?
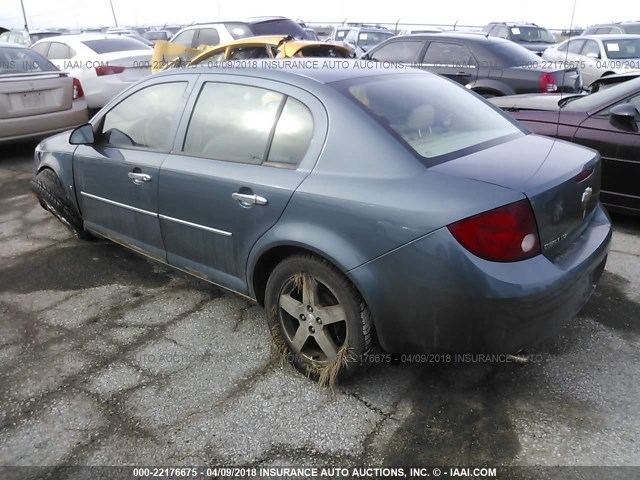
[0,99,88,144]
[349,204,612,354]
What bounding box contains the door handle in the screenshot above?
[128,172,151,185]
[232,192,268,206]
[454,71,471,77]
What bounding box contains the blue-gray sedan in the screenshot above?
[31,61,612,378]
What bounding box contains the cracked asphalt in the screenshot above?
[1,141,639,472]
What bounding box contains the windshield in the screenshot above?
[82,38,151,53]
[510,26,555,43]
[487,41,544,66]
[336,73,522,162]
[564,76,640,112]
[603,38,640,59]
[358,31,393,47]
[0,46,58,74]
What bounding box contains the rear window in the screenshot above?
[0,46,58,74]
[509,26,554,44]
[487,41,542,66]
[82,38,151,54]
[295,45,350,58]
[336,74,522,163]
[248,19,305,38]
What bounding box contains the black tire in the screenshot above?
[265,253,373,383]
[30,169,92,240]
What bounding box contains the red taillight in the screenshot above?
[95,65,125,76]
[448,199,540,262]
[72,77,84,100]
[539,72,558,93]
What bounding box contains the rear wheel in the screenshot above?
[265,254,373,383]
[30,169,92,240]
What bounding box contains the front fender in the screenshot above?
[34,132,79,209]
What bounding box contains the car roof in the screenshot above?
[155,59,417,84]
[572,34,640,40]
[0,42,28,49]
[488,22,543,27]
[179,17,291,29]
[33,33,137,43]
[395,31,501,43]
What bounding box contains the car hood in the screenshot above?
[489,93,585,112]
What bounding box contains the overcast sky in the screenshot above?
[1,0,639,31]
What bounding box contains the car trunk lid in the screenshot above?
[431,134,601,258]
[95,50,152,81]
[0,72,72,119]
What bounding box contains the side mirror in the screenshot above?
[609,103,639,132]
[586,52,600,59]
[69,123,95,145]
[361,52,370,60]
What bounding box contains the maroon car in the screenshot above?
[491,77,640,215]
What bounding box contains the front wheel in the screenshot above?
[265,254,373,384]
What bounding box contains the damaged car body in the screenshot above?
[31,62,612,379]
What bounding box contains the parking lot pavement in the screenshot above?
[1,141,639,471]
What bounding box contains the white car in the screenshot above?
[31,34,152,109]
[543,34,640,87]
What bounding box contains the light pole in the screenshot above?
[109,0,118,27]
[19,0,29,32]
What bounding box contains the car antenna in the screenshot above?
[557,0,578,139]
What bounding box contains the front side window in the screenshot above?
[171,30,195,48]
[568,39,586,54]
[336,74,522,163]
[99,82,187,150]
[370,41,423,62]
[183,83,284,164]
[581,40,600,57]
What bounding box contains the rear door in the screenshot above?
[158,76,327,293]
[572,93,640,211]
[73,79,193,259]
[421,41,478,85]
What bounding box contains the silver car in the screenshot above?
[543,34,640,87]
[31,62,611,380]
[0,44,88,144]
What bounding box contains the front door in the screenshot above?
[158,77,326,293]
[73,80,191,259]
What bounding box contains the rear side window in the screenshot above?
[267,98,313,166]
[195,28,220,47]
[99,82,187,150]
[183,83,284,164]
[423,42,476,67]
[82,38,150,54]
[370,41,423,62]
